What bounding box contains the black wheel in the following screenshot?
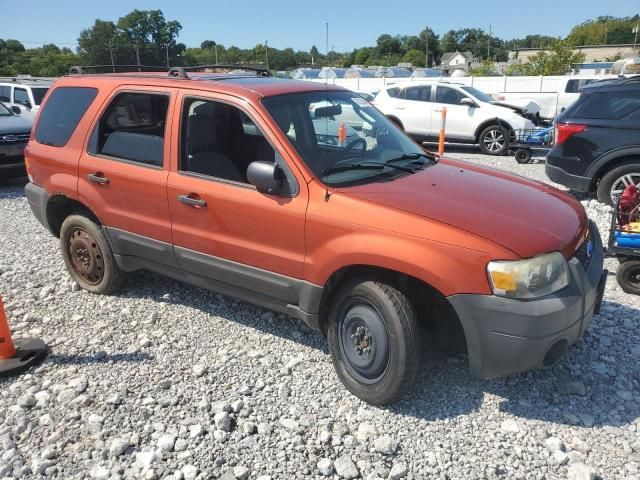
[326,279,421,405]
[479,125,509,155]
[616,260,640,295]
[60,214,124,295]
[515,149,532,164]
[596,161,640,206]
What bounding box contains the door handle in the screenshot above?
[396,107,406,110]
[177,194,207,208]
[88,173,109,185]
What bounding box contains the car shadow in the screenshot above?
[119,271,640,428]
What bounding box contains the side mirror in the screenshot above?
[10,106,21,114]
[247,161,284,195]
[461,98,477,108]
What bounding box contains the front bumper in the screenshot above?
[448,220,605,378]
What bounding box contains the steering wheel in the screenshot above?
[340,137,367,160]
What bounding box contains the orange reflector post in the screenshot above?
[438,107,447,156]
[338,122,347,147]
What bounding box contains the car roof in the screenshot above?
[53,73,345,101]
[581,75,640,92]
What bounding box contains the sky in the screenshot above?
[1,0,638,52]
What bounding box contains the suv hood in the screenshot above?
[341,159,587,259]
[0,115,32,133]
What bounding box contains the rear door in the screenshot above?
[77,85,176,267]
[392,85,432,137]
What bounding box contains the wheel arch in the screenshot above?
[386,115,404,130]
[586,149,640,191]
[46,195,102,238]
[317,264,467,354]
[474,119,513,142]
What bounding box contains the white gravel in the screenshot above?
[1,150,639,480]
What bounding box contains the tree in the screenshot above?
[200,40,216,50]
[567,15,639,46]
[401,49,426,67]
[77,20,123,67]
[376,34,401,56]
[509,40,586,75]
[309,45,320,65]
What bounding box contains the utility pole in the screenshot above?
[265,40,269,70]
[634,21,639,52]
[165,43,170,68]
[425,27,429,68]
[215,44,218,64]
[487,25,492,60]
[107,39,115,73]
[325,22,329,66]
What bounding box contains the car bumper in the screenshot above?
[448,220,605,379]
[25,182,51,232]
[545,162,592,192]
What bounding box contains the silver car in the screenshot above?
[0,103,32,179]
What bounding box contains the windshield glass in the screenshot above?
[0,103,11,116]
[31,87,49,105]
[262,91,431,187]
[460,86,494,103]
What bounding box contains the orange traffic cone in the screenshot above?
[0,295,47,376]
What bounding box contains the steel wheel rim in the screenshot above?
[337,297,389,384]
[67,227,104,285]
[610,173,640,203]
[483,129,505,152]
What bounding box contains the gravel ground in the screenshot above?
[0,150,639,480]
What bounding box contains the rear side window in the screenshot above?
[404,86,430,102]
[569,91,640,120]
[0,86,9,102]
[35,87,98,147]
[565,79,596,93]
[387,87,400,98]
[89,91,169,167]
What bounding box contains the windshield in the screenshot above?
[31,87,49,105]
[460,86,494,103]
[261,91,431,187]
[0,103,11,116]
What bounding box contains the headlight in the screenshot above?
[487,252,569,299]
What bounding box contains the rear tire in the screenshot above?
[596,161,640,206]
[616,260,640,296]
[60,214,124,295]
[326,279,421,405]
[479,125,509,155]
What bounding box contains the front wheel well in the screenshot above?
[474,120,512,142]
[319,265,467,354]
[386,115,404,130]
[46,196,100,237]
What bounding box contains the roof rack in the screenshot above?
[69,65,168,75]
[168,65,272,79]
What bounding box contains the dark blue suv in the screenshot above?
[546,76,640,205]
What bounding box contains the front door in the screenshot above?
[430,85,477,141]
[166,90,308,300]
[77,86,175,265]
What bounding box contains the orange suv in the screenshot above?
[25,65,606,404]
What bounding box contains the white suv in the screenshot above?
[372,81,535,155]
[0,81,52,121]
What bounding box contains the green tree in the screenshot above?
[567,15,639,46]
[77,20,124,67]
[401,49,426,67]
[509,40,586,75]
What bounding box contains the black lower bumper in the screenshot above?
[25,182,51,232]
[545,162,592,192]
[448,221,605,378]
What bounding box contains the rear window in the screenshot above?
[565,79,596,93]
[35,87,98,147]
[387,87,400,98]
[569,90,640,120]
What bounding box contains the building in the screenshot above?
[509,44,639,64]
[438,51,477,74]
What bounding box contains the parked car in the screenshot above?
[0,102,32,179]
[372,81,536,155]
[0,81,52,121]
[546,76,640,205]
[25,67,605,405]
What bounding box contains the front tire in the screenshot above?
[326,279,421,405]
[479,125,509,155]
[60,214,124,295]
[596,162,640,206]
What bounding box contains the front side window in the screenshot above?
[0,86,10,103]
[13,88,31,108]
[262,91,433,187]
[460,86,493,103]
[35,87,98,147]
[435,86,467,105]
[89,92,169,167]
[180,98,278,184]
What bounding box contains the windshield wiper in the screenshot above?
[321,161,416,177]
[384,152,436,165]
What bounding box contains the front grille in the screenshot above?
[0,132,30,144]
[574,227,593,271]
